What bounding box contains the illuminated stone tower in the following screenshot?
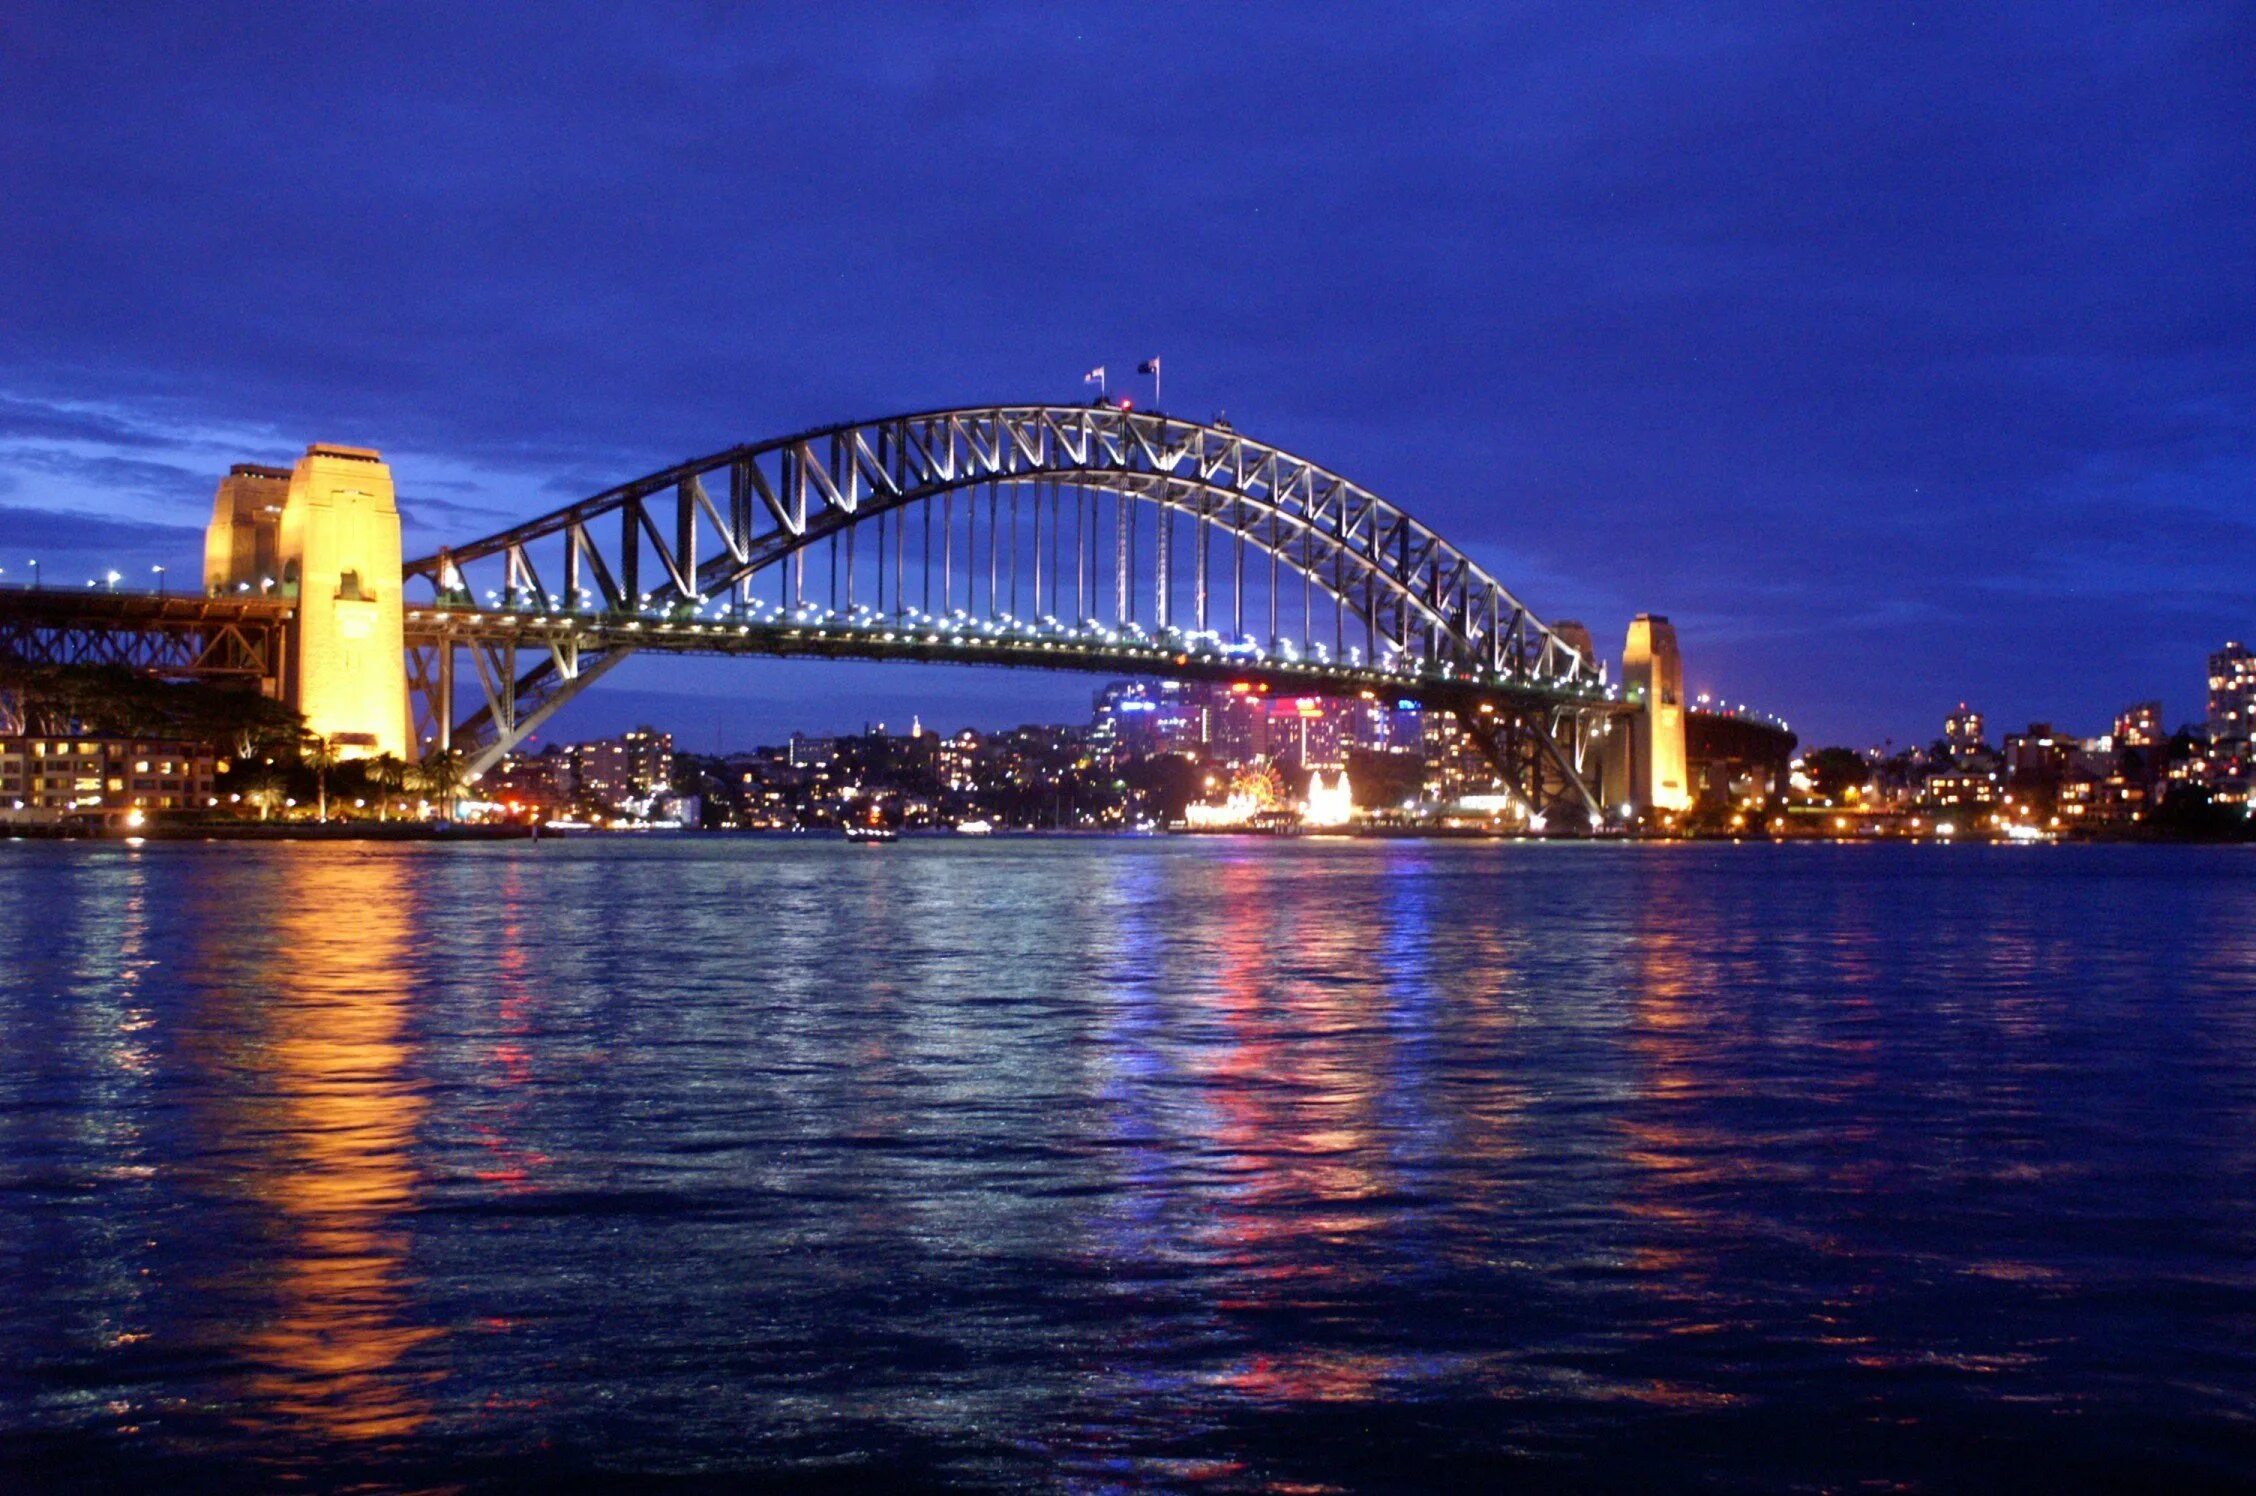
[271,444,410,759]
[1549,619,1597,672]
[1616,613,1690,812]
[203,463,291,595]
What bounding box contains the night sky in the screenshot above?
[3,4,2249,751]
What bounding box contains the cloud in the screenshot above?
[0,395,178,450]
[0,503,205,585]
[0,447,211,510]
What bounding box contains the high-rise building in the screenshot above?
[1090,680,1201,758]
[1265,696,1346,768]
[1945,704,1987,758]
[2209,643,2256,745]
[1201,683,1271,765]
[572,726,674,807]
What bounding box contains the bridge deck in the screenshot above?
[402,604,1621,718]
[0,589,294,684]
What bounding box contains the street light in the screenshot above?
[27,559,37,590]
[105,570,121,592]
[152,564,166,597]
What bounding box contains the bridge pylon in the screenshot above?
[205,444,411,759]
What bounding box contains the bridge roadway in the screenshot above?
[402,598,1620,719]
[0,587,293,685]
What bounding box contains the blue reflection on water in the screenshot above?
[1,838,2254,1490]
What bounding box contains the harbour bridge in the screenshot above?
[2,404,1794,823]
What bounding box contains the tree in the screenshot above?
[298,733,340,822]
[1802,746,1871,801]
[415,748,470,820]
[242,771,287,822]
[364,753,409,821]
[0,660,301,748]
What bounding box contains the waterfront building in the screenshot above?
[1923,768,2001,812]
[483,744,572,810]
[1419,711,1502,804]
[1265,695,1346,768]
[570,726,675,809]
[1201,682,1271,765]
[1090,679,1203,759]
[0,736,220,824]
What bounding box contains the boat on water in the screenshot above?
[954,819,995,836]
[843,819,899,843]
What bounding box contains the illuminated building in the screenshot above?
[2003,723,2073,786]
[1203,682,1271,765]
[570,726,675,808]
[1612,613,1690,811]
[1266,695,1345,768]
[1090,679,1202,759]
[1945,703,1987,758]
[1420,710,1501,803]
[2113,701,2164,750]
[482,744,572,809]
[0,736,220,823]
[1923,769,2000,811]
[205,444,410,759]
[2209,642,2256,745]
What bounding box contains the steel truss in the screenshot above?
[0,593,288,688]
[404,406,1617,817]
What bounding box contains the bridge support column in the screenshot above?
[1608,614,1690,813]
[207,444,411,758]
[436,639,454,755]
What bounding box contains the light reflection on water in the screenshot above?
[1,838,2254,1490]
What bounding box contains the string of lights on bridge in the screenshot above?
[7,558,1790,736]
[415,586,1626,701]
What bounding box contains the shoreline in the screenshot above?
[4,822,2248,847]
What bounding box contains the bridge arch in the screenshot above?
[402,405,1614,813]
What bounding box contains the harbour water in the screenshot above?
[2,838,2253,1490]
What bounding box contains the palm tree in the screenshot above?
[242,771,287,822]
[364,752,408,821]
[298,732,339,822]
[415,748,470,821]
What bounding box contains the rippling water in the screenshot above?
[2,838,2253,1491]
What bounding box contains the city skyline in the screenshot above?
[4,5,2251,750]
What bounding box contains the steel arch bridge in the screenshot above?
[402,404,1621,818]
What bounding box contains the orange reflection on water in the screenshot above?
[232,851,439,1445]
[1198,856,1395,1404]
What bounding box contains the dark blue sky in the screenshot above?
[3,3,2250,750]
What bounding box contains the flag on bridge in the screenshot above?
[1083,366,1105,385]
[1136,358,1160,376]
